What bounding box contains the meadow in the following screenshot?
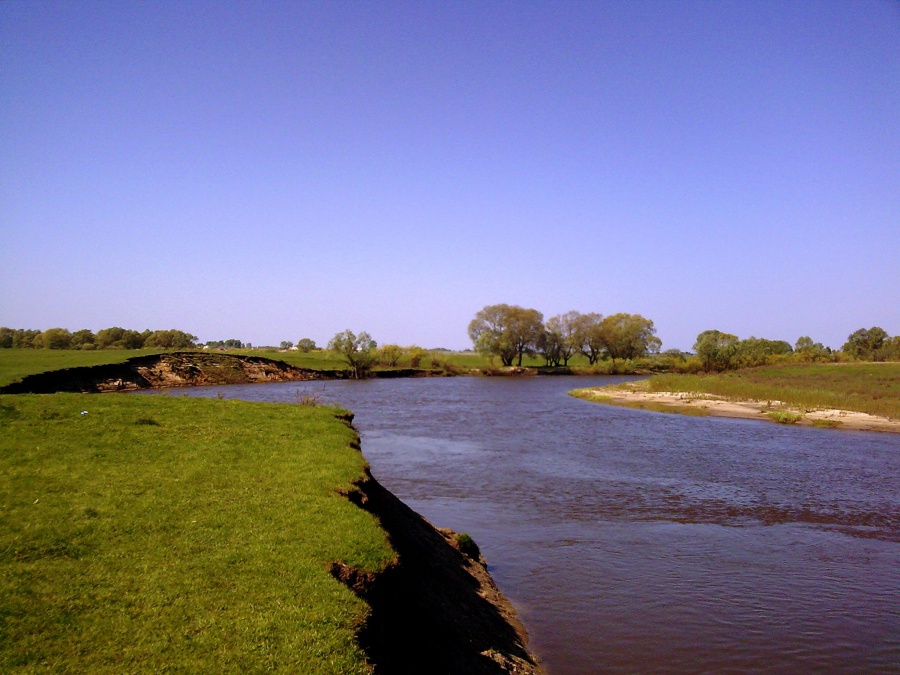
[0,393,393,673]
[641,362,900,419]
[0,349,151,388]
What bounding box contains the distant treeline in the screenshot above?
[0,327,198,350]
[465,305,900,372]
[689,326,900,372]
[3,321,898,372]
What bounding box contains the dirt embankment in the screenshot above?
[0,352,426,394]
[335,465,543,674]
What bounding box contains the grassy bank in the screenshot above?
[613,363,900,419]
[0,350,156,388]
[0,394,393,672]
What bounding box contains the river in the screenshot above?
[145,376,900,674]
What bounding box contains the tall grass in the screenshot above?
[0,393,392,673]
[643,363,900,419]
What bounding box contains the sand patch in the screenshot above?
[573,384,900,433]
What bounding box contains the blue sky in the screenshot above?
[2,1,897,351]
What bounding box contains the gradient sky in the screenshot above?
[2,1,898,350]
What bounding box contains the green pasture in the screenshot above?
[0,350,158,388]
[638,362,900,419]
[0,393,392,673]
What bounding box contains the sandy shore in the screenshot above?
[572,383,900,434]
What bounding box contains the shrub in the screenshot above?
[767,411,803,425]
[454,532,481,560]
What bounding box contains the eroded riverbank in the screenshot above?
[338,469,542,674]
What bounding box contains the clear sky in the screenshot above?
[2,1,897,351]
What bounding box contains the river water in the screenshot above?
[145,376,900,674]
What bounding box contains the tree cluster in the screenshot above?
[0,327,197,350]
[841,327,900,362]
[467,305,662,367]
[692,325,900,372]
[205,339,248,349]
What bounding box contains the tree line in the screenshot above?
[691,326,900,372]
[4,320,898,374]
[467,304,662,367]
[0,327,198,350]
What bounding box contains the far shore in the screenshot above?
[571,382,900,434]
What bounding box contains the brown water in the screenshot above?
[147,376,900,673]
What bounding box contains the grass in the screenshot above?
[0,393,393,673]
[766,410,804,424]
[0,350,159,388]
[642,362,900,419]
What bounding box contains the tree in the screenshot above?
[794,336,829,362]
[0,327,14,348]
[406,345,428,368]
[328,330,378,379]
[537,329,564,366]
[12,329,40,348]
[842,327,889,361]
[378,344,405,367]
[880,336,900,361]
[468,304,544,367]
[144,329,197,349]
[70,329,96,349]
[573,313,606,365]
[694,330,739,372]
[280,341,294,350]
[38,327,72,350]
[598,313,661,363]
[95,327,125,349]
[296,338,317,352]
[734,337,792,368]
[545,311,582,366]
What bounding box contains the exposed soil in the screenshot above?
[335,468,543,674]
[0,352,437,394]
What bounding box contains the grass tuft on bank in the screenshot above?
[641,362,900,419]
[0,393,393,673]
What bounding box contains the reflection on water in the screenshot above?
[144,377,900,673]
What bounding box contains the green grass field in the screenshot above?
[0,350,159,388]
[641,362,900,419]
[0,393,393,673]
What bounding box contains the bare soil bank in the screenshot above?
[0,352,432,394]
[336,467,542,674]
[0,353,628,395]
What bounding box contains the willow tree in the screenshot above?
[328,329,378,379]
[544,311,583,366]
[599,313,662,363]
[468,304,544,367]
[694,329,739,372]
